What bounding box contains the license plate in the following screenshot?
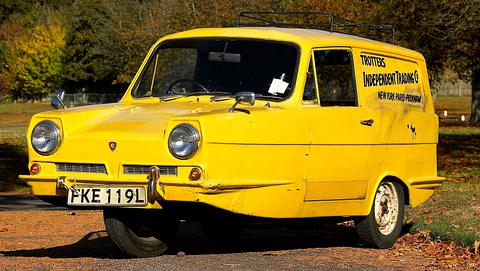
[67,186,146,206]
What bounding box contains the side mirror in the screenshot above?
[235,92,255,105]
[229,92,255,113]
[51,89,66,109]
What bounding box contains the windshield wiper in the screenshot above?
[160,91,234,102]
[209,92,235,102]
[255,94,285,101]
[186,91,231,97]
[159,92,206,102]
[160,92,284,102]
[159,94,184,102]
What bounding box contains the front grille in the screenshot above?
[56,163,107,174]
[123,165,177,176]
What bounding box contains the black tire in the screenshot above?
[103,208,178,258]
[355,181,405,248]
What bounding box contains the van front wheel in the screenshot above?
[104,209,178,258]
[355,181,404,248]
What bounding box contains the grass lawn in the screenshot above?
[0,102,52,127]
[434,95,471,115]
[406,126,480,247]
[0,98,479,247]
[0,102,51,191]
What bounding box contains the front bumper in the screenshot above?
[19,161,293,212]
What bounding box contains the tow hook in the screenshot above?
[57,176,79,195]
[147,166,165,204]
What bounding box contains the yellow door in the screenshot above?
[303,49,376,201]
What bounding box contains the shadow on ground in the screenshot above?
[0,231,119,259]
[0,195,66,210]
[0,143,28,191]
[0,222,413,259]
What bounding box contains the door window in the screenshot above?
[313,50,357,106]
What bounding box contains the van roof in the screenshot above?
[162,27,425,61]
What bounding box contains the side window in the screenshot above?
[314,50,357,106]
[302,57,318,102]
[136,56,156,97]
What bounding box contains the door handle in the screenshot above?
[360,119,374,126]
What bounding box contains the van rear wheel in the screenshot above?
[104,208,178,258]
[355,181,404,248]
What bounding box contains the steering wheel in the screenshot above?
[166,79,209,94]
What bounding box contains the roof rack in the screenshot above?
[236,11,395,44]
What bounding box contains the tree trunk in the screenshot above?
[471,68,480,122]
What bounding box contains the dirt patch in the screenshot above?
[0,210,478,270]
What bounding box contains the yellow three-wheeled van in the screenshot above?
[20,12,443,257]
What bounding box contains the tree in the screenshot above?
[362,0,479,122]
[97,0,176,85]
[1,0,478,110]
[71,0,273,88]
[13,22,65,99]
[0,3,68,100]
[0,0,35,23]
[441,0,480,122]
[0,14,24,96]
[64,0,110,87]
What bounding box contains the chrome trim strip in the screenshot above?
[56,163,107,174]
[123,165,177,176]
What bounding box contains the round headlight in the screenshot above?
[31,120,61,155]
[168,124,200,159]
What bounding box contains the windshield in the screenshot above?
[132,38,298,100]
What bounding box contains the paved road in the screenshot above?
[0,195,66,211]
[0,197,475,270]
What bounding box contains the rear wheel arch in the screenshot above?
[381,176,410,206]
[371,174,410,207]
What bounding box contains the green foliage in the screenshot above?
[407,181,480,247]
[0,14,23,96]
[13,21,66,99]
[64,0,279,86]
[365,0,479,80]
[406,128,480,247]
[64,0,109,83]
[0,0,479,107]
[0,0,35,23]
[93,0,173,84]
[411,220,479,247]
[0,5,68,99]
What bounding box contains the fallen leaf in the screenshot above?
[474,241,480,255]
[422,208,432,214]
[263,251,287,256]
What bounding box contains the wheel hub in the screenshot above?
[374,183,399,235]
